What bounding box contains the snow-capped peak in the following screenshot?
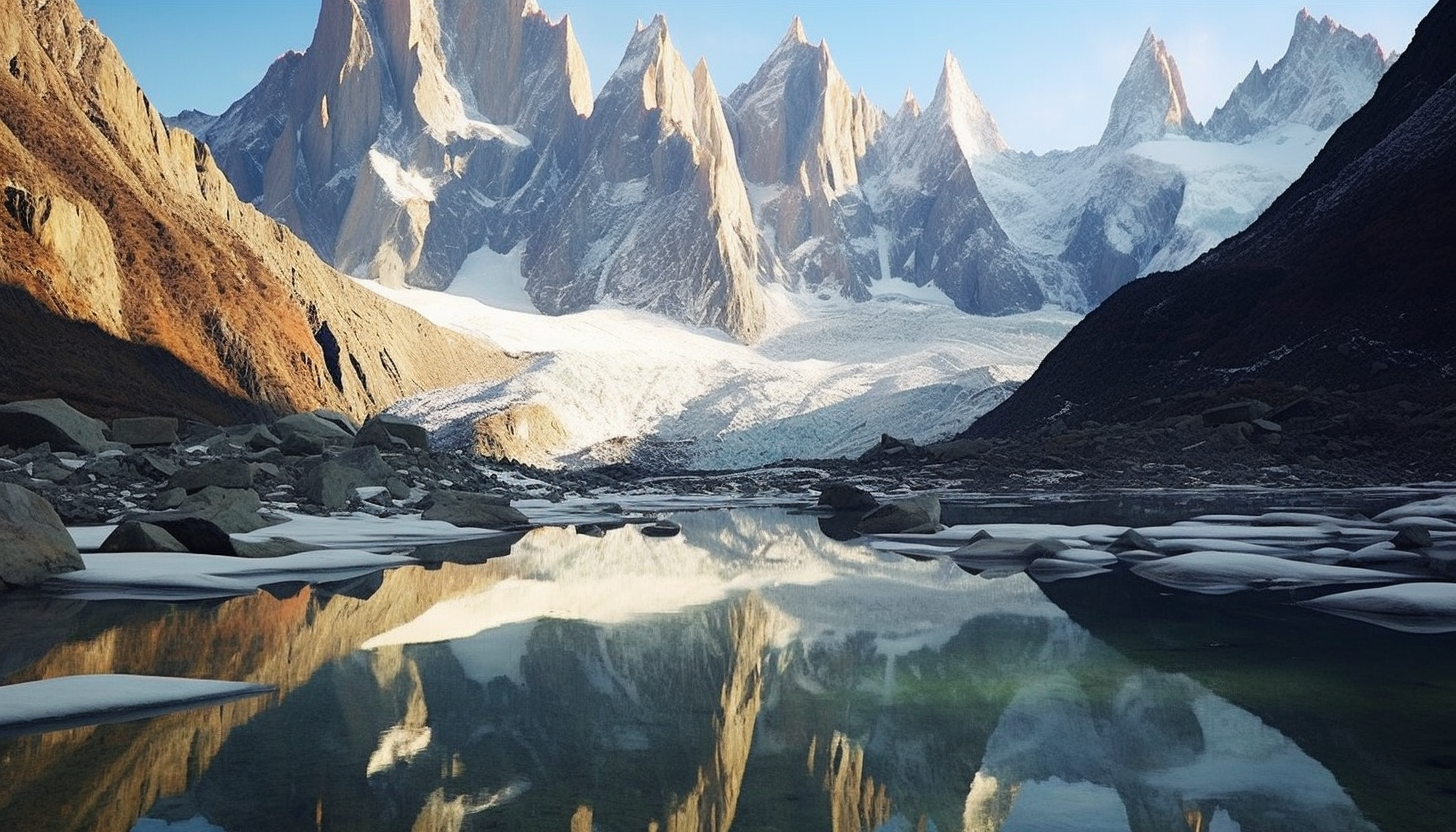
[928,51,1008,159]
[1099,28,1197,148]
[1205,8,1387,141]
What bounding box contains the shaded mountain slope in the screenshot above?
[968,0,1456,437]
[0,0,516,421]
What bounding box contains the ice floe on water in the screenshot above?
[42,549,415,601]
[1130,553,1407,595]
[1300,583,1456,633]
[869,491,1456,632]
[0,674,273,737]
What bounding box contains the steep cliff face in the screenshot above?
[724,19,882,297]
[521,18,768,341]
[863,54,1041,315]
[0,0,514,421]
[1099,30,1199,148]
[202,0,590,290]
[969,0,1456,435]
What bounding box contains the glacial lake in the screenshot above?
[2,495,1454,832]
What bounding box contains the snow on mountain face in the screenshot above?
[364,271,1077,470]
[519,17,769,342]
[201,0,587,288]
[860,54,1043,316]
[1100,30,1198,148]
[1206,10,1387,142]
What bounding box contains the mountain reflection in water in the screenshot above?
[0,507,1449,831]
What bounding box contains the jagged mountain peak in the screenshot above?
[782,15,808,46]
[1206,7,1387,141]
[927,50,1008,159]
[898,88,922,119]
[1099,27,1197,147]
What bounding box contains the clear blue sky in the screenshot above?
[75,0,1434,153]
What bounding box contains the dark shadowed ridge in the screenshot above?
[968,0,1456,438]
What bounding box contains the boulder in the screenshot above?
[132,516,237,556]
[30,456,79,484]
[297,462,369,511]
[226,424,282,451]
[1391,523,1433,550]
[816,482,878,512]
[136,453,180,480]
[152,487,187,510]
[273,413,353,446]
[371,414,429,450]
[169,458,254,493]
[1201,400,1272,427]
[856,495,942,535]
[422,490,530,529]
[172,486,271,533]
[0,483,85,589]
[99,521,188,553]
[310,409,361,436]
[0,399,107,454]
[297,446,396,511]
[110,417,179,447]
[280,432,326,456]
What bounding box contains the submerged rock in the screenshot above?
[856,495,941,534]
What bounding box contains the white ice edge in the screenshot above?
[0,675,274,733]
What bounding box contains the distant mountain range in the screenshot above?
[969,0,1456,439]
[187,1,1390,341]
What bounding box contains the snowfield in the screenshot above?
[362,257,1078,469]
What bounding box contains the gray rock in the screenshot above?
[152,487,187,510]
[0,483,85,588]
[640,520,682,538]
[132,516,237,556]
[137,453,180,480]
[273,413,353,445]
[816,482,878,512]
[99,521,188,553]
[310,409,360,436]
[169,459,254,494]
[110,417,179,447]
[422,490,530,529]
[280,432,326,456]
[0,399,107,454]
[227,424,282,451]
[1202,400,1272,427]
[856,495,942,535]
[355,414,429,452]
[168,486,270,534]
[1391,523,1433,550]
[30,456,79,484]
[232,536,315,558]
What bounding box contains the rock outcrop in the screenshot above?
[521,17,768,341]
[1099,30,1199,148]
[0,0,516,422]
[724,18,882,298]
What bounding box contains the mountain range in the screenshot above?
[190,1,1392,341]
[969,0,1456,446]
[1,0,516,422]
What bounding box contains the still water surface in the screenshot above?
[1,503,1453,832]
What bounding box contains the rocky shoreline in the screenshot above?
[3,389,1454,591]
